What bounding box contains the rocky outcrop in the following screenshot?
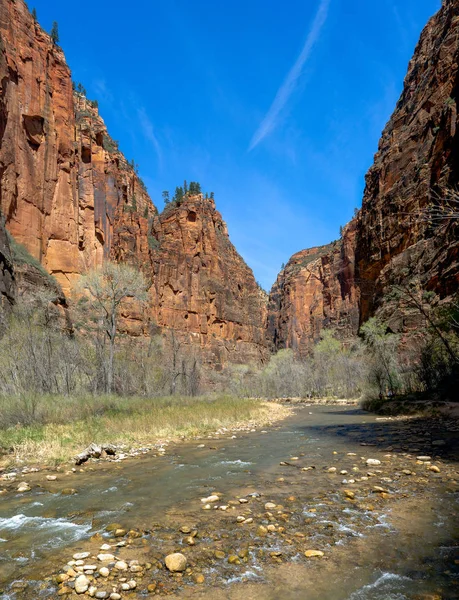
[0,0,269,365]
[356,0,459,323]
[147,196,268,366]
[269,0,459,352]
[267,221,359,355]
[0,0,155,296]
[0,217,14,329]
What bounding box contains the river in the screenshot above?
[1,405,458,599]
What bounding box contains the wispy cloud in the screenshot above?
[137,107,163,169]
[249,0,331,151]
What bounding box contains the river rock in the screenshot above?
[417,456,432,461]
[265,502,276,510]
[366,459,381,466]
[201,495,219,503]
[429,465,441,473]
[110,594,121,600]
[97,554,115,562]
[193,573,205,584]
[46,475,57,481]
[99,567,110,577]
[73,552,90,560]
[75,574,90,594]
[17,483,31,492]
[115,560,128,570]
[304,550,324,558]
[95,593,108,599]
[165,553,187,572]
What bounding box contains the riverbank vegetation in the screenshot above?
[0,395,288,466]
[0,260,457,465]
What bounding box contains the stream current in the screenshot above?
[1,405,458,599]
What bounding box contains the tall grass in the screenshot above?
[0,395,286,466]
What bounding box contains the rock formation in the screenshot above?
[0,0,268,365]
[0,217,14,329]
[0,0,154,297]
[267,221,359,355]
[147,196,268,366]
[269,0,459,352]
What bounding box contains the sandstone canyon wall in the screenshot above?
[267,221,359,356]
[0,0,268,365]
[269,0,459,352]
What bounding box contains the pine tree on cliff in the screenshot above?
[50,21,59,45]
[162,190,170,205]
[32,8,37,21]
[183,180,188,195]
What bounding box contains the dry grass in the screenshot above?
[0,395,290,467]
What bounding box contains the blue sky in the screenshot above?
[32,0,440,290]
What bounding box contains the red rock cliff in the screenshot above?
[0,0,155,296]
[267,221,359,355]
[146,196,268,366]
[356,0,459,323]
[269,0,459,352]
[0,0,269,365]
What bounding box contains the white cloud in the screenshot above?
[137,107,163,169]
[249,0,331,151]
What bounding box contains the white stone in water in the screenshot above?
[197,444,205,448]
[97,553,115,561]
[88,586,97,597]
[83,564,97,571]
[201,495,219,503]
[243,518,253,524]
[236,516,245,523]
[46,475,57,481]
[75,560,84,566]
[202,504,212,510]
[110,594,121,600]
[128,580,137,589]
[99,544,111,551]
[95,593,108,599]
[75,574,90,594]
[239,498,248,503]
[366,459,381,466]
[99,567,110,577]
[265,502,276,510]
[340,470,348,475]
[417,456,432,461]
[73,552,91,560]
[115,560,128,571]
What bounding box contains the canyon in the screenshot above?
[1,0,458,363]
[269,0,459,354]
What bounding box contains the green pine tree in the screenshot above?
[32,7,37,20]
[50,21,59,45]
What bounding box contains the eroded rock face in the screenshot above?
[355,0,459,324]
[0,0,155,297]
[0,218,15,329]
[148,197,269,366]
[269,0,459,352]
[0,0,269,365]
[267,222,359,355]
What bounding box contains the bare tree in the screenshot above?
[76,262,148,394]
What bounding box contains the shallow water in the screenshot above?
[1,406,458,598]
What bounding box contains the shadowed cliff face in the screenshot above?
[356,0,459,322]
[0,0,269,365]
[0,218,14,328]
[267,222,360,356]
[269,0,459,352]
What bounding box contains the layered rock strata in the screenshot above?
[269,0,459,351]
[0,0,269,365]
